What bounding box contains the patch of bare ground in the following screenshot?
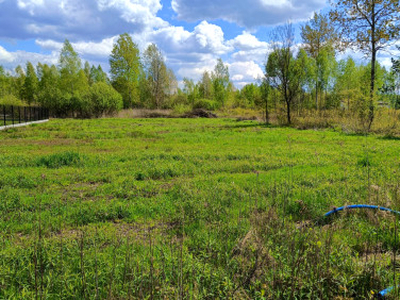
[230,209,278,298]
[183,109,217,118]
[57,220,180,242]
[236,116,258,121]
[116,109,173,118]
[57,182,105,203]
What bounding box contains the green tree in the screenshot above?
[198,71,213,99]
[240,83,260,108]
[84,61,92,84]
[89,82,123,117]
[37,64,62,115]
[0,66,11,98]
[59,39,82,94]
[295,48,315,110]
[389,51,400,107]
[335,57,360,109]
[266,24,303,124]
[183,77,198,106]
[330,0,400,129]
[23,62,39,106]
[301,12,336,109]
[91,65,108,84]
[72,69,91,116]
[110,33,141,108]
[211,58,230,107]
[14,65,25,102]
[316,47,338,108]
[143,43,169,109]
[260,79,271,124]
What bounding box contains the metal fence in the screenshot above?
[1,105,49,127]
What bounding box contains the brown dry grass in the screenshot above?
[115,109,173,119]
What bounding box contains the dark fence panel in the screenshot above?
[1,105,49,127]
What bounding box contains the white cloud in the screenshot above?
[132,21,234,82]
[0,0,165,41]
[229,61,264,87]
[36,36,117,58]
[0,47,58,71]
[229,32,270,51]
[0,46,14,63]
[171,0,326,28]
[191,21,232,54]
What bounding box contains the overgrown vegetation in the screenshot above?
[1,118,400,298]
[1,3,400,124]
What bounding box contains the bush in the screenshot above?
[172,104,191,116]
[0,95,25,106]
[89,82,123,117]
[193,98,219,110]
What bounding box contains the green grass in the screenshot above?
[1,118,400,299]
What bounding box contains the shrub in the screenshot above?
[89,82,123,117]
[172,104,191,116]
[193,98,219,110]
[0,95,25,106]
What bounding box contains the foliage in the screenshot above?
[266,23,305,124]
[110,33,141,108]
[142,44,171,109]
[89,82,123,117]
[23,62,39,105]
[193,98,219,110]
[212,58,230,106]
[59,39,82,94]
[301,13,337,110]
[330,0,400,129]
[0,94,25,106]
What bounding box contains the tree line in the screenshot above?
[0,0,399,125]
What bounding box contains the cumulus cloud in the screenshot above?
[132,21,234,81]
[0,46,58,71]
[36,36,117,59]
[0,46,14,63]
[0,0,166,41]
[135,21,232,55]
[171,0,326,28]
[229,61,265,88]
[228,32,272,66]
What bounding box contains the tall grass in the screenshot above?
[0,117,400,298]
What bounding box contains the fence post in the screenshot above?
[11,106,14,125]
[18,106,21,124]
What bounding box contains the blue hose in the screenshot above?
[324,204,400,218]
[378,286,394,297]
[323,204,400,298]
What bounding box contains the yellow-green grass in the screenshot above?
[1,118,400,298]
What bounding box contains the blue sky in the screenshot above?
[0,0,394,88]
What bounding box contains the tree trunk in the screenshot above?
[368,49,376,130]
[286,100,291,124]
[368,3,376,130]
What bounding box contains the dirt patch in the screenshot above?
[56,220,180,242]
[236,116,258,121]
[184,109,218,118]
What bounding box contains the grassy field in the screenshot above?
[1,118,400,299]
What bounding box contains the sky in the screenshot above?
[0,0,397,88]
